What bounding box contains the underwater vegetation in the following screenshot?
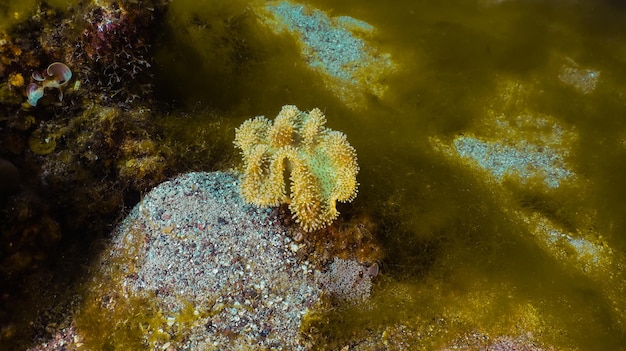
[1,0,626,350]
[0,1,184,348]
[234,105,359,232]
[70,0,167,104]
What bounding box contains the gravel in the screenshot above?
[105,171,322,350]
[25,171,376,350]
[453,135,573,189]
[316,257,373,302]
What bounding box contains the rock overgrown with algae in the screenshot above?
[234,105,359,232]
[64,0,169,105]
[75,171,323,350]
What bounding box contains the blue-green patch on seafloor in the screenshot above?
[451,134,573,189]
[427,74,626,343]
[557,57,600,95]
[257,1,397,109]
[430,77,579,189]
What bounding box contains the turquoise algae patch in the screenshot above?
[258,1,396,108]
[431,77,625,329]
[557,57,600,95]
[452,135,573,189]
[432,78,578,189]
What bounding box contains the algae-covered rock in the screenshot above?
[0,157,20,193]
[76,172,323,350]
[430,77,626,335]
[28,128,56,155]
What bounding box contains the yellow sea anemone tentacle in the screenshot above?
[323,131,360,202]
[300,107,327,148]
[234,116,272,155]
[289,158,325,231]
[240,144,269,204]
[269,105,300,148]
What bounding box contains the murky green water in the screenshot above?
[4,0,626,348]
[151,0,626,348]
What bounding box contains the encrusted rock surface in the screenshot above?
[99,171,322,350]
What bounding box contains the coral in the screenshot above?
[8,73,24,88]
[70,0,167,104]
[117,138,168,189]
[0,30,40,101]
[234,105,359,232]
[0,30,38,72]
[27,128,57,155]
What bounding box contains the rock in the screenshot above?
[75,171,324,350]
[0,157,19,193]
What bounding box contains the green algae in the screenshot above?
[153,0,343,114]
[151,0,626,348]
[76,282,217,351]
[2,0,626,349]
[74,223,217,351]
[0,0,78,29]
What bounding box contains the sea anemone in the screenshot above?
[234,105,360,232]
